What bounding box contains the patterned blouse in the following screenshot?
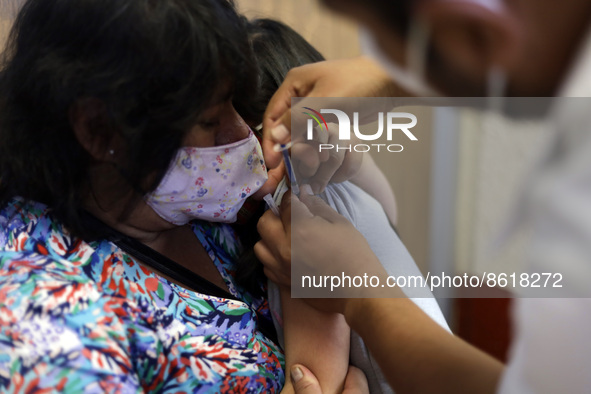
[0,198,285,393]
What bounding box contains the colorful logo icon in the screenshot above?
[302,107,328,133]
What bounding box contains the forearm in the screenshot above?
[280,286,350,394]
[345,298,504,394]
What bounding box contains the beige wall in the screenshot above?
[0,20,9,46]
[236,0,361,60]
[0,16,12,47]
[1,0,21,38]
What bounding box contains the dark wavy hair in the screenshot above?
[0,0,256,238]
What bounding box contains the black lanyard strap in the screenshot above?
[81,212,280,346]
[82,212,236,300]
[109,230,238,301]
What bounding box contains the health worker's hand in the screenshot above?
[292,122,364,194]
[254,185,392,315]
[260,57,400,194]
[290,364,369,394]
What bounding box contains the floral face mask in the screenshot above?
[145,131,268,225]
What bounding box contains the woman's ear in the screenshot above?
[417,0,522,81]
[69,98,119,161]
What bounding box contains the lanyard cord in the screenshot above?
[82,212,280,346]
[82,212,236,299]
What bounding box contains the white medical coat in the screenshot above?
[498,27,591,394]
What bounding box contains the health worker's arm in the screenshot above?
[343,297,503,394]
[257,191,504,394]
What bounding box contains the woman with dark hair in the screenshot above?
[0,0,284,392]
[246,18,449,394]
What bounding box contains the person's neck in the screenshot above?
[84,193,179,250]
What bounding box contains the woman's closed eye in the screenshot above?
[199,119,220,129]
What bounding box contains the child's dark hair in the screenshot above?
[0,0,256,239]
[235,18,325,292]
[240,18,325,126]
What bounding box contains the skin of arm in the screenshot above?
[279,286,350,394]
[265,183,350,394]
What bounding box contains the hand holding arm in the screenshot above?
[289,364,369,394]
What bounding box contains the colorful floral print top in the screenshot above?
[0,198,285,393]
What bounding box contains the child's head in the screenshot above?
[242,19,325,126]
